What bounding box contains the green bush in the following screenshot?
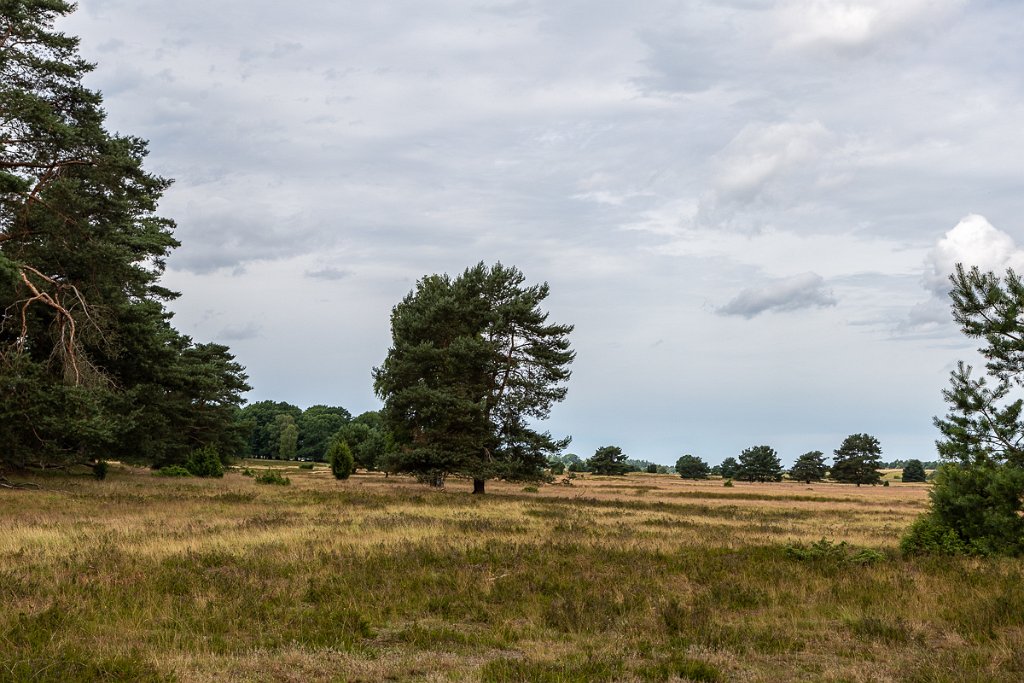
[155,465,191,477]
[902,463,1024,556]
[786,538,885,565]
[723,479,734,487]
[298,462,314,470]
[549,462,565,475]
[185,445,224,478]
[327,440,355,480]
[255,470,290,486]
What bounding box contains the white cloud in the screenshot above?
[774,0,964,51]
[711,120,832,204]
[718,272,837,318]
[922,214,1024,297]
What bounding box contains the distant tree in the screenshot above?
[710,464,723,477]
[328,440,354,480]
[675,454,710,479]
[901,459,927,483]
[238,401,302,458]
[374,263,574,494]
[549,461,565,475]
[789,451,827,484]
[587,446,629,476]
[719,457,740,479]
[297,405,351,461]
[334,411,392,471]
[737,446,783,482]
[832,433,883,486]
[277,415,298,460]
[646,463,659,474]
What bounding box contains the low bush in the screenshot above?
[785,538,884,565]
[154,465,191,477]
[92,461,108,481]
[185,446,224,478]
[298,463,314,470]
[255,470,290,486]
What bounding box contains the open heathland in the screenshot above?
[1,466,1021,682]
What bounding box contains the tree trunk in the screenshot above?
[472,478,485,495]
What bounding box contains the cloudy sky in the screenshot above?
[63,1,1024,465]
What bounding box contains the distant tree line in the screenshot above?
[666,435,931,486]
[237,401,391,470]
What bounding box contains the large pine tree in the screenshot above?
[0,1,248,477]
[373,262,574,493]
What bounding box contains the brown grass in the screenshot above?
[0,464,1020,682]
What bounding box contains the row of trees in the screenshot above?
[1,2,249,482]
[673,435,909,486]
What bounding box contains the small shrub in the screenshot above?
[241,467,255,477]
[522,485,539,493]
[785,538,884,565]
[255,470,290,486]
[883,480,890,487]
[185,445,224,478]
[723,478,734,487]
[298,462,314,470]
[92,461,108,480]
[155,465,191,477]
[327,440,355,480]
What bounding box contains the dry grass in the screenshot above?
[0,464,1020,682]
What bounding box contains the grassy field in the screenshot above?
[1,464,1021,682]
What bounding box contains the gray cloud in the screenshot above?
[216,322,262,341]
[59,0,1024,464]
[718,273,837,318]
[305,267,352,281]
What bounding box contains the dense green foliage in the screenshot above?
[587,445,629,476]
[831,434,883,486]
[328,440,355,480]
[0,1,248,474]
[901,459,927,483]
[736,446,783,482]
[789,451,827,484]
[719,456,740,479]
[184,445,225,478]
[675,454,710,479]
[373,263,574,492]
[905,265,1024,555]
[335,411,391,470]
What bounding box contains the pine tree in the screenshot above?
[901,459,927,483]
[736,445,783,482]
[831,434,883,486]
[675,454,710,479]
[903,265,1024,555]
[789,450,827,484]
[0,2,249,478]
[373,263,573,493]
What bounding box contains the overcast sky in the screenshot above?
[64,1,1024,465]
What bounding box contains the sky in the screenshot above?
[62,0,1024,466]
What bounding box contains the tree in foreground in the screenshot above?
[373,263,574,493]
[831,434,883,486]
[901,459,927,483]
[789,451,827,484]
[587,446,629,475]
[675,454,710,479]
[736,445,783,482]
[0,2,249,481]
[903,265,1024,555]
